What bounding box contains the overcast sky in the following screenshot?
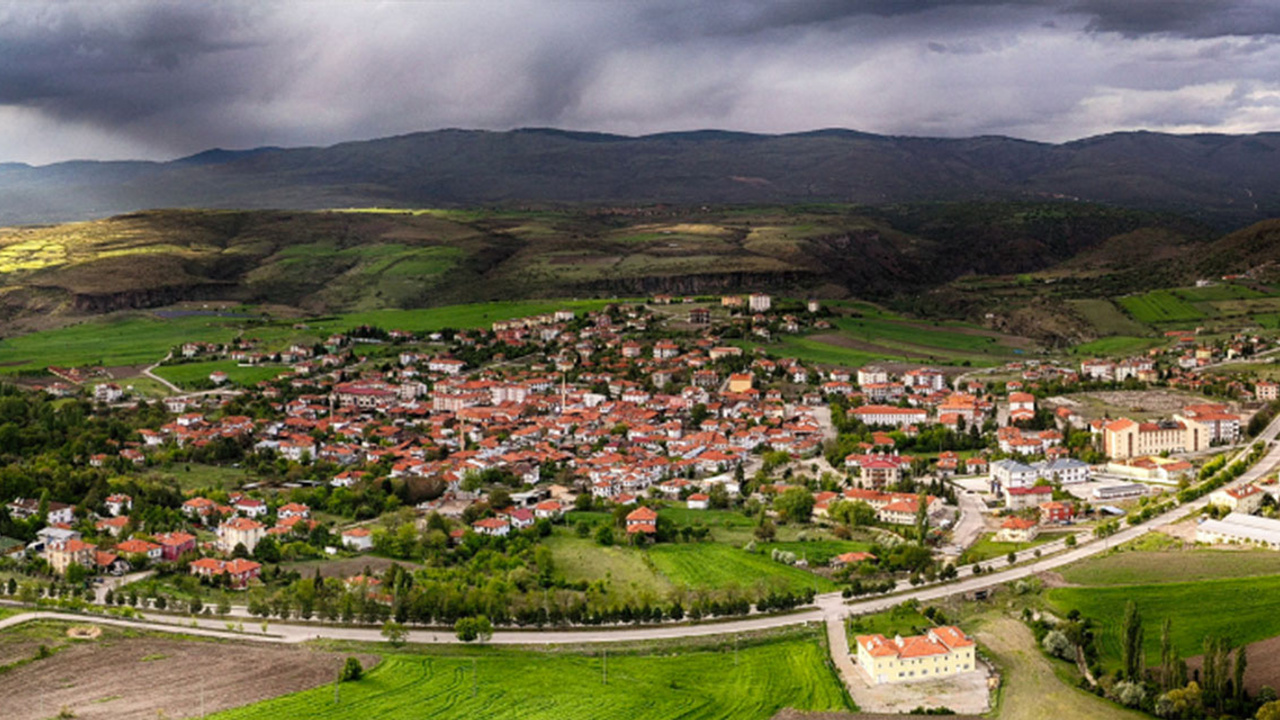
[3,0,1280,164]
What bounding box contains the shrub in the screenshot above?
[1114,680,1145,707]
[340,657,363,682]
[1042,630,1074,660]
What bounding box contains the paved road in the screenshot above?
[944,490,989,555]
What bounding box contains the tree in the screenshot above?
[253,535,281,564]
[1160,617,1175,691]
[772,487,814,524]
[1121,600,1144,681]
[1042,630,1074,660]
[594,525,615,546]
[753,518,776,541]
[455,615,493,643]
[217,595,231,616]
[1258,700,1280,720]
[381,620,408,648]
[340,657,363,682]
[914,492,929,543]
[1235,644,1248,704]
[1156,682,1201,719]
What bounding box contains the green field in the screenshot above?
[1058,548,1280,586]
[209,630,852,720]
[0,299,617,373]
[543,535,837,595]
[1066,299,1151,337]
[153,359,288,388]
[543,535,672,597]
[1171,284,1266,302]
[1069,335,1164,357]
[1046,574,1280,669]
[649,544,838,593]
[1117,290,1205,324]
[959,532,1067,564]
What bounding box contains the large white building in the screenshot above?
[849,405,928,428]
[1197,512,1280,549]
[748,293,772,312]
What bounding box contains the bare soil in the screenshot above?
[1187,634,1280,694]
[0,630,377,720]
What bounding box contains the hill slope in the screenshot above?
[2,128,1280,227]
[0,204,1211,340]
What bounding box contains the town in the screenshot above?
[2,292,1279,716]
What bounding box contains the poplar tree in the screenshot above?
[1121,600,1144,681]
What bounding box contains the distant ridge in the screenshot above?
[1,127,1279,226]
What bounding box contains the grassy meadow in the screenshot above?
[0,299,616,374]
[209,629,853,720]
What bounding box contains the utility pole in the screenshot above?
[603,648,608,685]
[734,635,739,666]
[472,658,478,698]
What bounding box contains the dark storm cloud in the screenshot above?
[1068,0,1280,39]
[2,1,1280,163]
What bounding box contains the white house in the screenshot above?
[341,527,374,552]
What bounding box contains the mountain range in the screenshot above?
[3,127,1280,227]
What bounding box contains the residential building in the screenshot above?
[45,538,96,575]
[341,527,373,551]
[995,516,1039,543]
[1208,484,1265,515]
[218,517,267,554]
[855,626,977,685]
[989,459,1038,490]
[190,557,262,590]
[625,506,658,535]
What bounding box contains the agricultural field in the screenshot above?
[1045,574,1280,671]
[1057,545,1280,586]
[542,534,839,596]
[0,298,616,374]
[747,301,1037,369]
[0,621,365,720]
[210,629,852,720]
[649,544,839,594]
[1171,284,1267,302]
[1065,299,1151,337]
[1117,289,1205,324]
[1068,336,1164,357]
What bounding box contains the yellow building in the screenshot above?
[45,539,96,575]
[1102,417,1208,460]
[855,626,977,685]
[727,373,754,393]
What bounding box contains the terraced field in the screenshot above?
[209,630,852,720]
